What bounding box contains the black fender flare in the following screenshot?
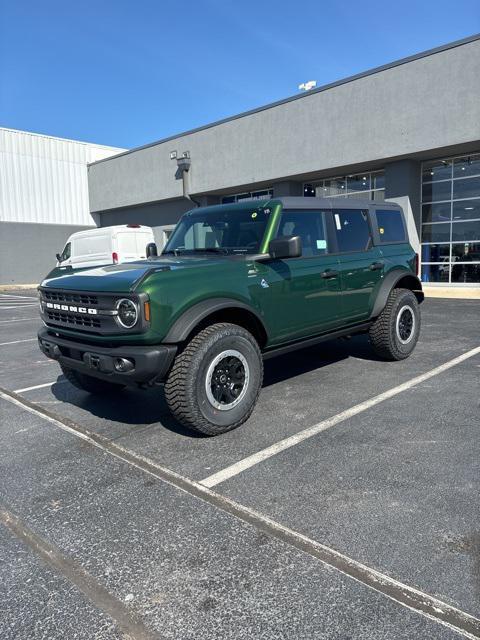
[163,298,267,343]
[370,270,424,319]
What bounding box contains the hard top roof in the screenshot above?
[186,197,401,214]
[275,197,401,210]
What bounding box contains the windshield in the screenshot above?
[163,205,271,255]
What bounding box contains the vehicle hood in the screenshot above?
[40,255,241,292]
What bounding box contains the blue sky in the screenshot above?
[1,0,479,149]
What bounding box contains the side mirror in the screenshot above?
[268,235,302,260]
[56,253,62,262]
[146,242,158,258]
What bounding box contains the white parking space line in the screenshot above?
[0,387,479,640]
[200,345,480,488]
[14,381,65,393]
[0,305,38,310]
[0,294,37,300]
[0,338,37,347]
[0,318,39,324]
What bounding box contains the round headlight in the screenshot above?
[116,298,138,328]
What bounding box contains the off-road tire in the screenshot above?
[61,364,126,394]
[369,287,420,360]
[164,323,263,436]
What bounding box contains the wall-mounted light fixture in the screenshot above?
[175,151,199,207]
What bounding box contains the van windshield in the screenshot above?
[163,205,271,255]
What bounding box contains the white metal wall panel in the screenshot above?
[0,128,124,225]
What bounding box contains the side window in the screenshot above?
[75,236,109,255]
[277,210,328,257]
[60,242,71,261]
[333,209,371,253]
[375,209,407,243]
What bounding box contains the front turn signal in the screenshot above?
[144,301,151,322]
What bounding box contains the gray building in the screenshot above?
[0,128,124,285]
[89,34,480,288]
[89,34,480,286]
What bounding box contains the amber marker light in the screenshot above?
[144,301,151,322]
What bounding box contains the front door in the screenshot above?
[252,208,343,345]
[331,208,384,324]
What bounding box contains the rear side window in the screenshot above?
[277,210,329,256]
[375,209,407,243]
[333,209,371,253]
[75,235,110,256]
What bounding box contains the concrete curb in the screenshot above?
[423,286,480,300]
[0,284,38,291]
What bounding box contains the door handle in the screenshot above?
[369,261,384,271]
[321,269,339,279]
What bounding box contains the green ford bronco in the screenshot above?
[38,197,423,435]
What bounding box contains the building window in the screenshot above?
[421,153,480,284]
[303,170,385,202]
[222,189,273,204]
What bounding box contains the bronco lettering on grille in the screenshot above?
[45,302,98,315]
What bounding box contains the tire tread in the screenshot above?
[369,288,420,361]
[164,323,262,436]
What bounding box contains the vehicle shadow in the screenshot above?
[50,378,197,436]
[50,334,382,438]
[263,334,383,387]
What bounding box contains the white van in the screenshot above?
[56,225,155,269]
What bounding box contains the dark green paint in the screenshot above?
[40,200,418,348]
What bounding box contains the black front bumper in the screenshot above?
[38,327,177,387]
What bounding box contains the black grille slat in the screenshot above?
[46,311,101,329]
[44,291,98,306]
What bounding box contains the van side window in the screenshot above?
[333,210,371,253]
[60,242,71,261]
[75,236,109,256]
[277,210,328,257]
[375,209,407,243]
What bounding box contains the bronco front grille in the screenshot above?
[39,287,148,335]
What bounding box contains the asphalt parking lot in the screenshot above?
[1,290,479,639]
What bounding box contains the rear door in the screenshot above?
[332,208,384,324]
[116,232,139,262]
[254,207,343,344]
[132,231,154,259]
